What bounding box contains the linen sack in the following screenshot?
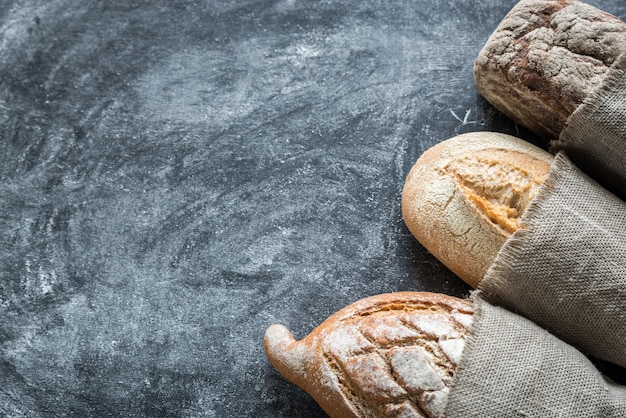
[445,53,626,416]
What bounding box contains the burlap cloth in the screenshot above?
[445,54,626,416]
[480,153,626,367]
[554,52,626,201]
[445,297,626,417]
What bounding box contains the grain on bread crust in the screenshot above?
[265,292,473,418]
[402,132,553,288]
[475,0,626,140]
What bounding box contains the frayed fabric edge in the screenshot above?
[477,152,571,301]
[553,52,626,151]
[443,290,487,418]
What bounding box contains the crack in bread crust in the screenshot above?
[444,151,548,235]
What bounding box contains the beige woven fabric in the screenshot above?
[479,153,626,368]
[554,52,626,200]
[445,42,626,417]
[445,296,626,417]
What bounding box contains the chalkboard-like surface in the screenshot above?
[0,1,623,416]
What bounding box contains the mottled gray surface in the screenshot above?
[0,0,623,417]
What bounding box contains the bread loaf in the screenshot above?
[402,132,553,288]
[264,292,474,418]
[474,0,626,140]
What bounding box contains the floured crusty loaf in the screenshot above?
[475,0,626,140]
[265,292,474,418]
[402,132,553,288]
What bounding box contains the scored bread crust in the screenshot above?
[402,132,553,288]
[265,292,474,418]
[474,0,626,140]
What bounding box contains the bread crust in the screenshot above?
[265,292,473,418]
[474,0,626,140]
[402,132,553,288]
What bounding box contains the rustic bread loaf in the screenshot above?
[475,0,626,140]
[265,292,474,418]
[402,132,553,288]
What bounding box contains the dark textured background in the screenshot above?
[0,0,624,416]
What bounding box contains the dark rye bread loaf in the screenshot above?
[475,0,626,140]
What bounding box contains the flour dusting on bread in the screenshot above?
[265,292,474,418]
[402,132,553,288]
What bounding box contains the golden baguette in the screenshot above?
[264,292,474,418]
[402,132,553,288]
